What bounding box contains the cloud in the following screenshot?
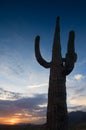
[68,105,86,112]
[0,74,86,124]
[0,88,23,100]
[28,83,48,89]
[70,97,86,106]
[0,40,49,94]
[67,73,86,113]
[0,92,47,124]
[74,74,84,80]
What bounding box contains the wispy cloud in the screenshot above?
[0,40,49,94]
[68,105,86,112]
[0,88,23,100]
[28,83,48,89]
[0,45,24,76]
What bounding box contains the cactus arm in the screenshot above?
[35,35,51,68]
[63,31,77,75]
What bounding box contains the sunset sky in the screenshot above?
[0,0,86,125]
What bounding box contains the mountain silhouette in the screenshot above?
[69,111,86,124]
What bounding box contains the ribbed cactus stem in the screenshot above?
[67,31,75,54]
[52,17,62,64]
[35,35,51,68]
[64,30,77,75]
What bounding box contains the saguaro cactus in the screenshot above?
[35,17,77,130]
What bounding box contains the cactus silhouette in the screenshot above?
[35,17,77,130]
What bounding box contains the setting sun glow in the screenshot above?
[0,117,20,125]
[7,118,20,125]
[0,111,44,125]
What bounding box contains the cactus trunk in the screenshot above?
[47,66,68,130]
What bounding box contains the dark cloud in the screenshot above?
[0,87,86,121]
[0,93,47,120]
[0,88,23,100]
[68,105,86,112]
[0,100,19,116]
[14,94,47,115]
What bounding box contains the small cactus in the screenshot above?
[35,17,77,130]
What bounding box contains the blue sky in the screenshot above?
[0,0,86,124]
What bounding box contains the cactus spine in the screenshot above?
[35,17,77,130]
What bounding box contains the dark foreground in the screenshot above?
[0,122,86,130]
[0,124,45,130]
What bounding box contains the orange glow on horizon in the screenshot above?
[0,112,33,125]
[0,117,21,125]
[6,118,20,125]
[0,113,45,125]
